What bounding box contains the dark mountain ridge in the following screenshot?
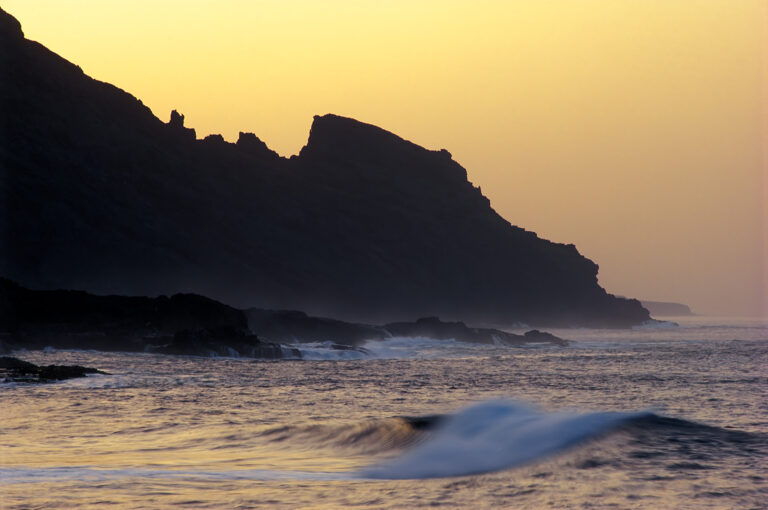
[0,8,649,327]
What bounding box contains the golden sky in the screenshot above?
[5,0,766,316]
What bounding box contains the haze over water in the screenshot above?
[2,318,767,508]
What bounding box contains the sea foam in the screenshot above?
[360,399,648,479]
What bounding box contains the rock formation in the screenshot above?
[0,356,106,383]
[1,279,566,354]
[0,7,649,327]
[0,278,298,358]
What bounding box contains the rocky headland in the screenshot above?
[641,300,695,317]
[1,7,649,328]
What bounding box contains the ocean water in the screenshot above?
[1,317,766,509]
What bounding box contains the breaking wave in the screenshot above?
[257,414,440,454]
[3,399,762,483]
[360,400,649,478]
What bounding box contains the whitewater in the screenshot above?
[1,317,766,508]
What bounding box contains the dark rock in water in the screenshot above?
[0,278,299,359]
[384,317,568,346]
[152,327,301,359]
[246,309,384,347]
[0,356,106,383]
[523,329,568,345]
[247,310,567,347]
[0,356,37,371]
[1,278,566,356]
[0,7,649,328]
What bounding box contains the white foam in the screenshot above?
[362,336,495,359]
[295,336,496,361]
[632,319,678,330]
[360,399,647,479]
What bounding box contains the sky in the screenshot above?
[5,0,766,317]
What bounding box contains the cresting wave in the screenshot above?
[257,414,440,454]
[360,400,651,479]
[358,401,765,479]
[2,400,762,484]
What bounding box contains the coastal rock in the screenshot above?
[2,278,566,355]
[246,309,384,347]
[0,7,649,327]
[247,309,567,347]
[0,278,301,359]
[0,356,106,383]
[383,317,568,346]
[152,327,301,359]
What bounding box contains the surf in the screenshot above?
[360,399,651,479]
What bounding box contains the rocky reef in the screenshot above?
[0,356,106,383]
[0,7,649,327]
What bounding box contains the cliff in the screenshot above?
[0,8,649,327]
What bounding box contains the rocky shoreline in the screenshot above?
[1,278,567,360]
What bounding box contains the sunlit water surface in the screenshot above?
[1,317,766,509]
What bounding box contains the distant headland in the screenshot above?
[641,300,695,317]
[0,7,649,328]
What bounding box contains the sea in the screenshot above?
[1,316,766,509]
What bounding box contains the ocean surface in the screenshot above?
[1,317,766,509]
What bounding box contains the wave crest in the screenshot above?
[361,400,649,479]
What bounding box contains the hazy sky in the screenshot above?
[5,1,766,316]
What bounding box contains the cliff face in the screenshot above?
[0,8,649,327]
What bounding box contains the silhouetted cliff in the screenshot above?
[0,8,649,327]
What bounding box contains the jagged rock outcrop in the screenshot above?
[168,109,196,140]
[246,309,383,346]
[383,317,568,346]
[0,8,649,327]
[245,309,567,347]
[237,132,281,160]
[153,327,301,358]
